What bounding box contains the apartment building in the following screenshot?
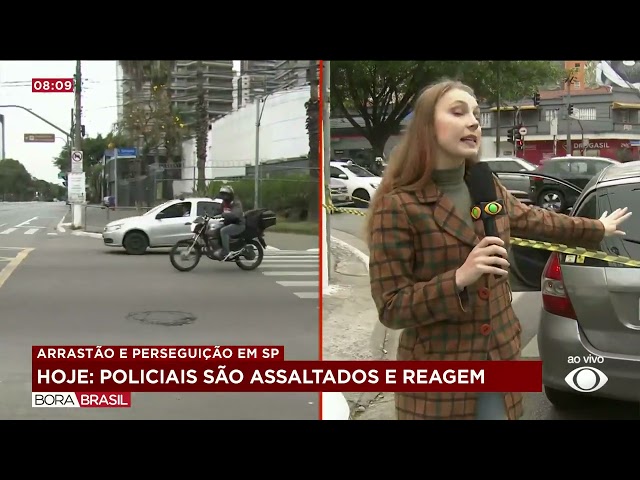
[116,60,235,126]
[236,60,314,109]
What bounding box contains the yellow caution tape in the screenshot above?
[323,196,640,268]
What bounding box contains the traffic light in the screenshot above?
[507,128,516,143]
[81,125,86,137]
[515,138,524,151]
[532,92,541,106]
[62,174,67,188]
[568,104,574,115]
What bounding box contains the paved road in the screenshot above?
[329,210,640,419]
[0,201,320,419]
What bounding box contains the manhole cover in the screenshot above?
[126,311,197,327]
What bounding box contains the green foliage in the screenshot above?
[330,60,564,155]
[0,158,65,201]
[53,132,129,173]
[207,175,315,219]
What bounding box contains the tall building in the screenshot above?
[116,60,235,126]
[236,60,313,109]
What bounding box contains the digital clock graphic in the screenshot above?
[32,78,74,93]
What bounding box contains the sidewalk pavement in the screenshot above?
[324,228,398,420]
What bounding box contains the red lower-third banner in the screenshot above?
[32,360,543,393]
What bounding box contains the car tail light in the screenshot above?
[531,176,542,182]
[541,252,577,320]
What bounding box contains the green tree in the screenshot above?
[53,132,129,173]
[0,158,34,201]
[330,60,564,158]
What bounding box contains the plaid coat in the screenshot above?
[368,176,605,420]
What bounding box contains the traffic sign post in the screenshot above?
[518,127,528,136]
[71,150,83,174]
[24,133,55,143]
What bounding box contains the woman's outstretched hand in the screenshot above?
[600,207,633,237]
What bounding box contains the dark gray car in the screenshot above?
[481,157,537,204]
[536,160,640,409]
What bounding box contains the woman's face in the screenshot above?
[433,88,481,164]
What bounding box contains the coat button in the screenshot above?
[480,324,492,336]
[478,287,490,300]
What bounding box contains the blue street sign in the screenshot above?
[117,147,137,156]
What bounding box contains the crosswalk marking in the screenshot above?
[260,250,318,300]
[24,228,39,235]
[0,228,17,235]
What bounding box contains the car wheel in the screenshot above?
[352,189,370,208]
[537,189,566,212]
[123,231,149,255]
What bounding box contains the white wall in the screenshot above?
[178,85,310,194]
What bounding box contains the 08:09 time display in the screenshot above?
[32,78,74,93]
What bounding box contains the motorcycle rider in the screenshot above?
[213,185,245,260]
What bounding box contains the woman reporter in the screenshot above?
[366,80,631,420]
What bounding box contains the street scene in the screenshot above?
[323,60,640,420]
[0,60,320,419]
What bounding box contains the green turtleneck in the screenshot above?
[432,163,474,230]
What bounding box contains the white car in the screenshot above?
[102,197,222,255]
[330,160,381,208]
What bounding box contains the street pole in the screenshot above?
[254,97,261,209]
[495,63,501,157]
[0,114,5,160]
[72,60,84,228]
[566,74,573,155]
[322,60,331,288]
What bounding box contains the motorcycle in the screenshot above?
[169,208,277,272]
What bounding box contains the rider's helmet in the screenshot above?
[218,185,234,203]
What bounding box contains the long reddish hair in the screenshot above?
[365,80,478,243]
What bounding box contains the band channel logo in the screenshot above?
[565,355,608,393]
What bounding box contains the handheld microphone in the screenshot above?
[466,162,507,277]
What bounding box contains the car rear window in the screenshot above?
[574,182,640,268]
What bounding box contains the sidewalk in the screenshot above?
[324,228,398,420]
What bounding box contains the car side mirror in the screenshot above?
[339,173,348,180]
[156,213,165,219]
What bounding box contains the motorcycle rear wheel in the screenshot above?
[170,240,202,272]
[235,239,264,271]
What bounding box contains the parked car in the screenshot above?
[481,156,537,204]
[330,178,353,207]
[330,160,381,208]
[536,160,640,409]
[529,156,617,213]
[102,197,222,255]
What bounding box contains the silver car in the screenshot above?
[537,160,640,409]
[102,197,221,255]
[481,157,537,205]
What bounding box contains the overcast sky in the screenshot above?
[0,61,240,184]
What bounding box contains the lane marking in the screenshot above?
[0,228,17,235]
[15,216,38,227]
[56,215,68,233]
[24,228,39,235]
[0,248,34,290]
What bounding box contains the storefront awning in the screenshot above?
[612,102,640,109]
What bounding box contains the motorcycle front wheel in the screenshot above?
[170,239,202,272]
[235,239,264,271]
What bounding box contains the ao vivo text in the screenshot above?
[32,346,543,394]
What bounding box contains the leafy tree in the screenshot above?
[330,60,564,158]
[0,159,34,201]
[53,132,129,173]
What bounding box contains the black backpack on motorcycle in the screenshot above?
[244,208,277,234]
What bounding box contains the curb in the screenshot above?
[330,235,369,272]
